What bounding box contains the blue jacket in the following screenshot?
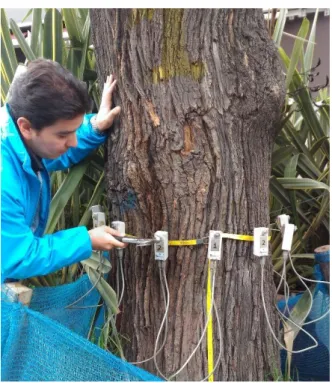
[1,104,107,282]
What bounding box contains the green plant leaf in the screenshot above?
[87,268,119,315]
[21,8,33,23]
[46,157,90,233]
[272,146,296,168]
[283,119,315,162]
[81,251,112,273]
[279,47,330,159]
[310,136,330,157]
[79,172,105,227]
[63,9,84,45]
[297,153,321,179]
[272,8,288,47]
[304,9,319,77]
[285,17,310,89]
[9,18,36,62]
[43,8,63,63]
[30,8,42,55]
[1,10,18,103]
[303,192,330,240]
[78,13,91,81]
[277,177,330,191]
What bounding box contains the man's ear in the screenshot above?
[17,117,34,140]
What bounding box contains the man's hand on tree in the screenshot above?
[88,226,127,250]
[94,74,121,132]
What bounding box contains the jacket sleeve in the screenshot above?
[44,113,107,172]
[1,180,93,282]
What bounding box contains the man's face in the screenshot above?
[18,115,84,159]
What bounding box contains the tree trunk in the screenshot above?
[90,9,285,381]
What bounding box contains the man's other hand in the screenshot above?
[94,74,121,132]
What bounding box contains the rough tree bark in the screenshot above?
[90,9,285,381]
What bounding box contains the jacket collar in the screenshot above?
[1,104,43,174]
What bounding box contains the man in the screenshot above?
[1,58,126,283]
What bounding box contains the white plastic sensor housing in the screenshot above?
[92,212,106,228]
[111,221,126,236]
[253,227,269,257]
[208,230,223,260]
[276,214,290,230]
[154,231,168,261]
[91,205,106,228]
[281,224,296,251]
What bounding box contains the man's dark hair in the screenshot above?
[8,58,92,130]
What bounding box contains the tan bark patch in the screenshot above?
[145,100,160,127]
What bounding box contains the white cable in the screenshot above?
[274,258,292,317]
[289,253,330,326]
[153,262,170,380]
[289,254,330,285]
[118,254,125,307]
[132,263,169,366]
[201,301,222,382]
[275,297,320,350]
[65,250,103,309]
[276,261,286,294]
[274,262,320,343]
[167,266,217,381]
[288,253,314,325]
[260,258,318,353]
[273,268,291,317]
[274,267,291,302]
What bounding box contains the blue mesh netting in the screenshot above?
[278,257,330,381]
[29,274,100,338]
[1,275,161,381]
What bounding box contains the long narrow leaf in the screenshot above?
[304,9,319,76]
[310,136,330,157]
[46,158,90,233]
[30,8,42,55]
[1,9,18,96]
[63,9,84,45]
[279,47,330,159]
[283,120,315,162]
[87,268,119,315]
[278,177,330,191]
[297,153,321,179]
[285,18,310,89]
[272,146,296,168]
[9,19,36,61]
[79,172,105,227]
[272,8,288,47]
[78,14,91,80]
[43,8,63,63]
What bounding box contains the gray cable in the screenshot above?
[153,261,170,380]
[260,258,318,353]
[116,256,120,299]
[65,250,103,309]
[132,263,169,366]
[288,253,314,325]
[289,253,330,326]
[118,253,125,307]
[289,253,331,286]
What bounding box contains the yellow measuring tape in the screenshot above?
[207,260,214,381]
[168,239,204,246]
[125,233,271,246]
[168,234,271,245]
